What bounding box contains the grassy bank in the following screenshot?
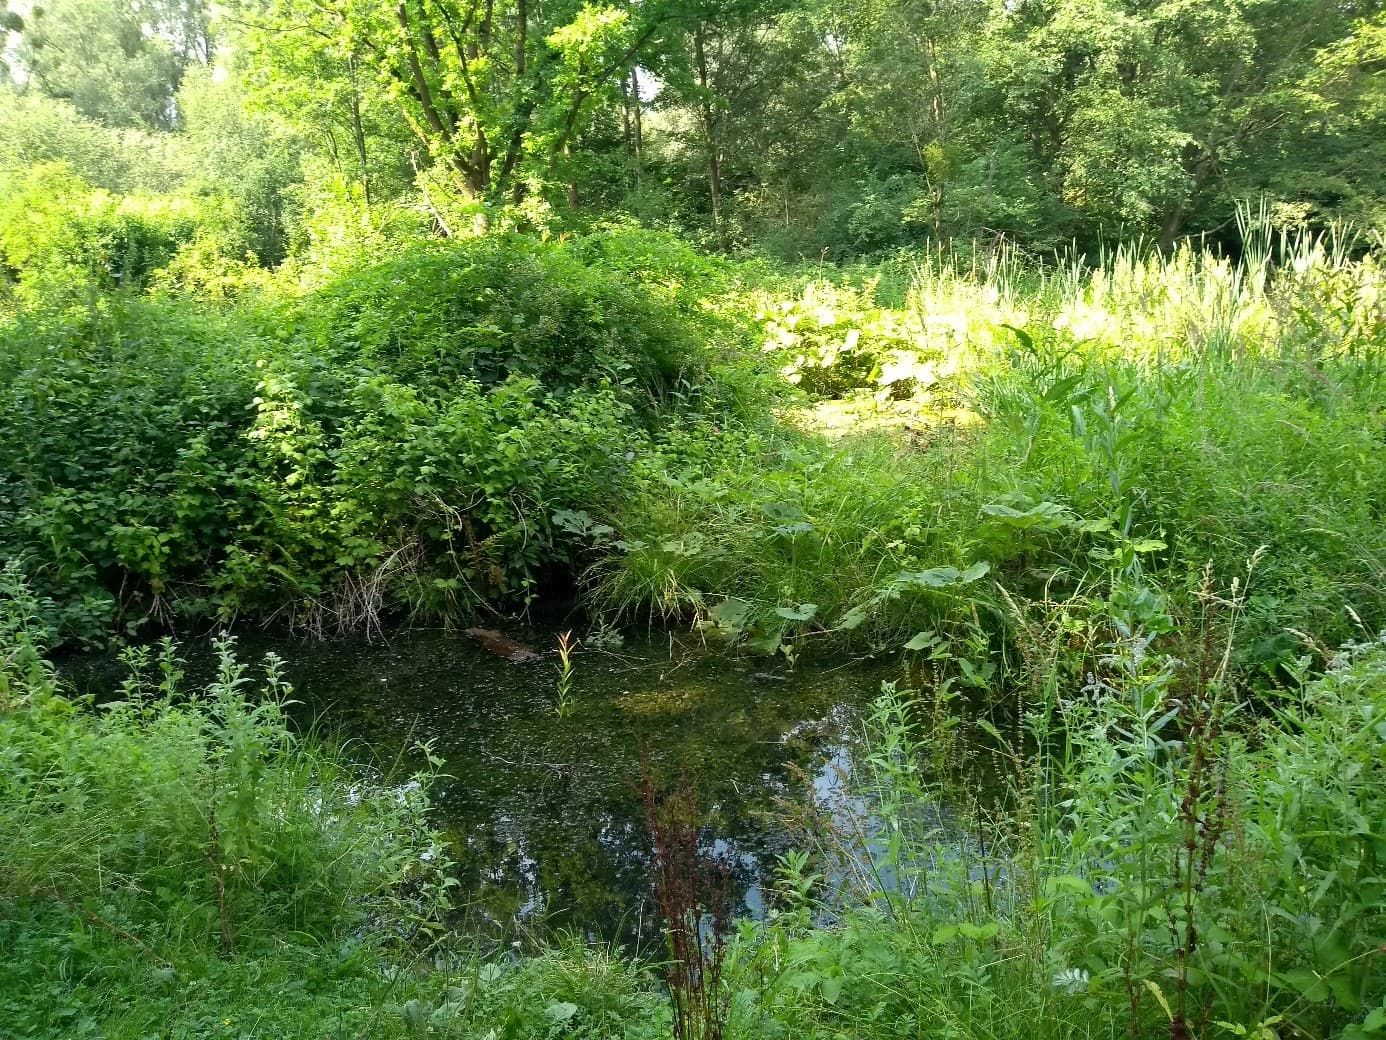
[0,565,668,1039]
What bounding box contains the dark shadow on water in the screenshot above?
[63,626,896,950]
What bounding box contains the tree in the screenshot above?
[835,0,997,243]
[1,5,22,82]
[238,0,691,205]
[14,0,211,129]
[987,0,1386,244]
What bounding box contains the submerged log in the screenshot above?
[463,627,546,664]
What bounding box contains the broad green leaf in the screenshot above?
[903,630,939,651]
[837,605,869,630]
[707,597,753,634]
[546,1002,579,1023]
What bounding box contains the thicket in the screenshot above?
[4,216,1383,691]
[0,227,770,642]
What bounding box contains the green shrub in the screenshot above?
[0,164,204,305]
[0,230,765,639]
[734,596,1386,1040]
[297,233,711,403]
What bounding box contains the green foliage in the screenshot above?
[760,278,921,397]
[0,636,452,948]
[0,228,754,639]
[584,229,1386,674]
[0,572,666,1040]
[13,0,204,131]
[0,164,203,304]
[300,235,707,397]
[0,91,182,194]
[733,606,1386,1040]
[634,0,1386,255]
[3,0,1383,1036]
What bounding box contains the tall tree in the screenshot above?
[14,0,211,129]
[988,0,1386,244]
[239,0,689,203]
[645,0,839,244]
[1,5,21,81]
[837,0,995,242]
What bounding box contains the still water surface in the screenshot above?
[66,626,897,947]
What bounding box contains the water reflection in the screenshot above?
[69,628,894,946]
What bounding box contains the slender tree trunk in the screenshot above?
[632,73,645,187]
[924,36,947,243]
[565,142,579,209]
[693,26,723,239]
[622,71,646,189]
[621,72,638,189]
[347,54,372,207]
[622,74,634,156]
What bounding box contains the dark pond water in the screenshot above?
[64,626,899,949]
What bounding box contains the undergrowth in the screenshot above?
[581,224,1386,682]
[0,565,666,1040]
[3,215,1383,686]
[736,575,1386,1040]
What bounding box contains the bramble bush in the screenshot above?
[0,229,756,641]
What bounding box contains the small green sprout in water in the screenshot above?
[554,630,578,716]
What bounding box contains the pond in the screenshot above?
[64,625,899,949]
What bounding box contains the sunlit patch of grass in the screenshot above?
[589,225,1386,674]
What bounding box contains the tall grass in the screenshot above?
[732,577,1386,1040]
[587,226,1386,680]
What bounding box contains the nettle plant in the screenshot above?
[0,589,457,960]
[743,569,1386,1040]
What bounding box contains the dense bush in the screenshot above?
[296,234,710,401]
[0,229,753,640]
[0,164,205,304]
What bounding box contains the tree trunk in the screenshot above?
[565,143,579,209]
[693,26,723,238]
[923,35,948,244]
[347,54,371,207]
[621,72,644,189]
[632,73,645,186]
[1158,205,1187,250]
